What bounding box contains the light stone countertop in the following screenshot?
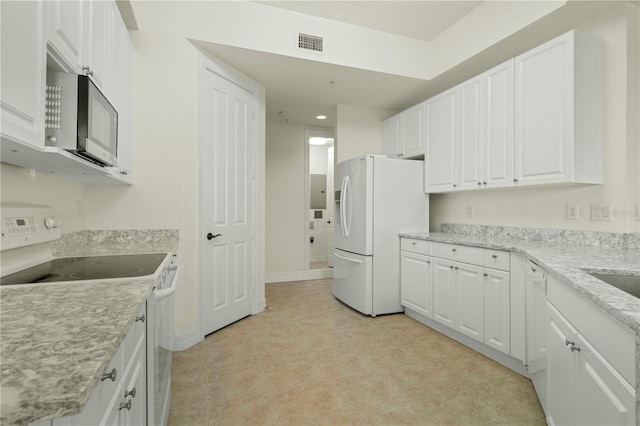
[400,231,640,425]
[0,230,177,425]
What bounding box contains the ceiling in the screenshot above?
[196,1,614,128]
[258,1,481,42]
[197,1,483,128]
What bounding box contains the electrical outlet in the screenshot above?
[466,205,475,218]
[591,204,613,221]
[566,203,578,220]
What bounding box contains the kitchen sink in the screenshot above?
[588,272,640,298]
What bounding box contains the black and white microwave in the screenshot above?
[45,72,118,167]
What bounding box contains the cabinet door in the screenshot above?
[383,114,401,158]
[84,0,111,91]
[402,102,424,158]
[484,59,514,188]
[47,0,85,73]
[400,251,432,318]
[0,0,46,148]
[547,302,578,426]
[425,89,457,193]
[432,258,455,327]
[121,348,147,426]
[484,268,510,354]
[454,262,484,342]
[575,334,636,426]
[458,76,484,190]
[514,34,572,185]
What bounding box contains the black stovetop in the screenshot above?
[1,253,167,285]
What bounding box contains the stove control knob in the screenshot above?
[44,217,57,229]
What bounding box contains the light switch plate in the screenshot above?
[591,204,613,221]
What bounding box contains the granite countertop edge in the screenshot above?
[0,250,173,425]
[399,232,640,333]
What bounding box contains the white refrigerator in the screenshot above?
[333,154,429,316]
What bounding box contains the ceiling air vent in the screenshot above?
[298,33,323,53]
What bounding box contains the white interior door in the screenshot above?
[201,66,254,336]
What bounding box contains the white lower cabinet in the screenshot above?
[547,302,635,426]
[400,248,433,318]
[47,304,147,426]
[401,239,512,355]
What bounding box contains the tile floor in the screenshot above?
[169,279,546,426]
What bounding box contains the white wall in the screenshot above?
[335,104,396,162]
[430,4,639,234]
[0,164,86,233]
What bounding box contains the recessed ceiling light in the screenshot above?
[316,115,327,120]
[309,137,327,146]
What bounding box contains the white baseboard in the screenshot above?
[172,327,202,351]
[404,308,529,377]
[265,269,333,283]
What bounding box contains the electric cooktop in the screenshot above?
[1,253,167,285]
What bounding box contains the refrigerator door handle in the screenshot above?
[339,176,347,237]
[333,251,362,264]
[342,175,350,237]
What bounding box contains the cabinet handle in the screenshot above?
[483,273,488,277]
[483,181,487,185]
[119,400,132,411]
[477,182,482,186]
[426,260,431,264]
[124,387,136,399]
[454,266,459,270]
[452,248,456,252]
[82,65,94,77]
[492,254,498,259]
[398,153,404,157]
[101,368,117,382]
[513,178,519,184]
[120,170,129,176]
[453,184,457,188]
[411,242,416,245]
[449,266,454,270]
[136,314,145,323]
[565,339,581,352]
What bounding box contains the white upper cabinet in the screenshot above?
[383,102,425,159]
[426,60,514,194]
[425,89,458,192]
[0,1,46,150]
[383,113,401,158]
[483,59,514,188]
[46,0,85,73]
[458,75,484,190]
[514,30,603,186]
[84,0,111,92]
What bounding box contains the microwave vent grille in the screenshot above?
[45,85,62,130]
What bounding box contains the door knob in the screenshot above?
[206,233,221,240]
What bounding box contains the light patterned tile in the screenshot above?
[169,281,542,426]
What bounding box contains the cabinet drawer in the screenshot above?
[432,242,484,265]
[484,249,510,271]
[401,238,431,255]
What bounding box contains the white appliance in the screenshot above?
[45,72,118,167]
[147,256,179,426]
[333,155,428,316]
[525,258,548,414]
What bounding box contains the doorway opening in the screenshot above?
[305,130,334,271]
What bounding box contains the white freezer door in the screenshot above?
[333,155,373,256]
[332,249,373,315]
